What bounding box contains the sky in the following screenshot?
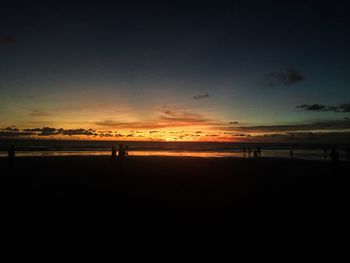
[1,0,350,142]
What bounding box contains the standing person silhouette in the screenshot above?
[329,147,339,164]
[290,147,294,159]
[125,145,129,155]
[111,146,117,159]
[118,144,127,174]
[324,147,328,160]
[257,146,261,158]
[243,147,246,157]
[248,147,251,158]
[118,144,126,159]
[346,147,350,161]
[8,145,15,173]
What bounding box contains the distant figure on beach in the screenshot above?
[290,147,294,159]
[253,149,258,158]
[324,147,328,160]
[346,147,350,161]
[118,144,126,159]
[248,147,251,157]
[8,145,15,160]
[8,145,15,170]
[125,145,129,155]
[243,147,246,157]
[111,146,117,159]
[257,146,261,158]
[329,147,339,164]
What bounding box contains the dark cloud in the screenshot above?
[23,127,96,136]
[34,127,59,136]
[193,94,210,100]
[0,126,35,137]
[296,102,350,113]
[2,127,19,132]
[252,131,350,143]
[262,68,304,87]
[229,121,239,124]
[0,35,16,46]
[296,104,327,111]
[0,131,35,137]
[61,128,96,136]
[236,119,350,132]
[99,133,113,137]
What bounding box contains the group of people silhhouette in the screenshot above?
[241,145,350,164]
[324,146,343,164]
[243,146,262,158]
[111,144,128,161]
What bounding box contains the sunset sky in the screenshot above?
[1,1,350,142]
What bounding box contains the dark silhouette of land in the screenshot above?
[1,156,349,261]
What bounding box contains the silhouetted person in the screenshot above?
[8,145,15,159]
[290,148,294,159]
[8,145,15,173]
[257,146,261,158]
[243,147,246,157]
[346,147,350,161]
[118,144,126,159]
[345,147,350,161]
[118,144,126,174]
[324,147,328,160]
[125,145,129,155]
[111,146,117,159]
[253,149,258,158]
[248,147,251,157]
[329,147,339,164]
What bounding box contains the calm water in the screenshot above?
[0,139,349,160]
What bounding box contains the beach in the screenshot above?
[1,156,349,260]
[1,156,349,221]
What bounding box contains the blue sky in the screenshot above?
[1,0,350,142]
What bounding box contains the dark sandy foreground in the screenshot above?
[1,156,349,261]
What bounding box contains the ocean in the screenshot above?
[1,139,349,161]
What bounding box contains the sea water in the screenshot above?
[0,139,349,160]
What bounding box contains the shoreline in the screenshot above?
[0,151,344,161]
[0,154,335,163]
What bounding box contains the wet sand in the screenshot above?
[1,156,349,260]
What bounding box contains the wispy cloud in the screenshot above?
[95,111,218,129]
[193,94,210,100]
[160,111,209,123]
[296,102,350,113]
[27,109,52,117]
[261,68,304,87]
